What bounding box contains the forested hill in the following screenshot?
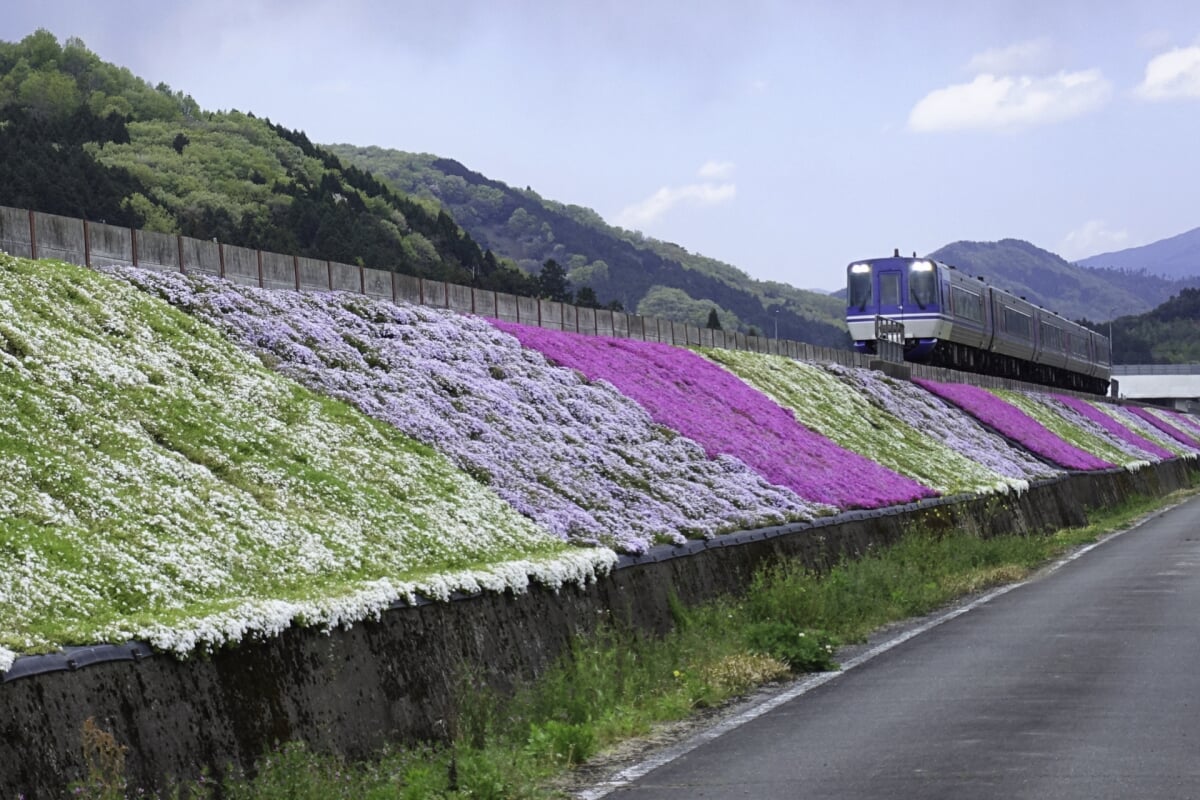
[326,147,850,346]
[0,30,539,294]
[1104,287,1200,363]
[928,239,1199,323]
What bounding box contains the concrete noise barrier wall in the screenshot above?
[0,203,1111,398]
[1,460,1194,798]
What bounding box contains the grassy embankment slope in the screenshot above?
[0,254,612,673]
[5,253,1199,677]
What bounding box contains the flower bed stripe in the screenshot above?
[821,363,1058,486]
[996,390,1151,468]
[1053,395,1175,461]
[912,379,1114,471]
[1127,405,1200,448]
[1093,404,1198,457]
[701,350,1020,496]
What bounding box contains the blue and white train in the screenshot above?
[846,253,1111,395]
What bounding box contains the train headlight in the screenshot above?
[850,263,871,274]
[910,261,934,272]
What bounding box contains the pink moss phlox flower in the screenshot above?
[1051,395,1175,461]
[492,322,936,509]
[912,379,1114,471]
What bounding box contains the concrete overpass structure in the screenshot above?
[1112,365,1200,412]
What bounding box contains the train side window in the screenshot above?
[952,287,983,322]
[880,273,900,307]
[1040,322,1064,351]
[1003,306,1031,338]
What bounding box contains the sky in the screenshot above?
[5,0,1200,291]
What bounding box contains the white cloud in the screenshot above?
[966,38,1056,74]
[1059,220,1130,261]
[614,162,737,228]
[1134,46,1200,100]
[908,69,1111,132]
[615,183,736,229]
[698,160,735,180]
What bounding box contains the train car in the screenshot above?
[846,253,1110,395]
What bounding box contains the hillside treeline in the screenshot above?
[328,147,851,345]
[1087,288,1200,364]
[0,30,605,303]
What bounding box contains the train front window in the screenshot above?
[879,272,900,307]
[848,266,873,309]
[909,262,936,308]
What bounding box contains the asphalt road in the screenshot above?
[588,496,1200,799]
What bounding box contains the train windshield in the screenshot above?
[879,272,900,306]
[848,266,872,309]
[909,262,936,308]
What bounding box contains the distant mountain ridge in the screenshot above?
[927,238,1200,323]
[1076,226,1200,280]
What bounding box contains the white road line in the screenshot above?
[575,507,1169,799]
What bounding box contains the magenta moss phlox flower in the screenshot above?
[913,379,1113,470]
[492,322,936,509]
[1052,395,1175,461]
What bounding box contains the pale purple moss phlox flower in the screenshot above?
[491,321,937,509]
[823,363,1060,482]
[105,266,826,554]
[912,379,1114,471]
[1126,406,1200,448]
[1051,394,1175,461]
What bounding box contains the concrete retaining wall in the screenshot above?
[32,212,86,265]
[86,222,133,268]
[363,267,393,300]
[297,257,329,292]
[496,292,520,322]
[330,261,361,293]
[448,282,474,315]
[224,245,259,288]
[0,206,33,258]
[136,231,180,272]
[261,252,296,291]
[180,237,220,276]
[1,460,1193,798]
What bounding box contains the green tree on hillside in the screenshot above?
[575,286,600,309]
[706,308,723,331]
[538,259,572,303]
[0,30,510,292]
